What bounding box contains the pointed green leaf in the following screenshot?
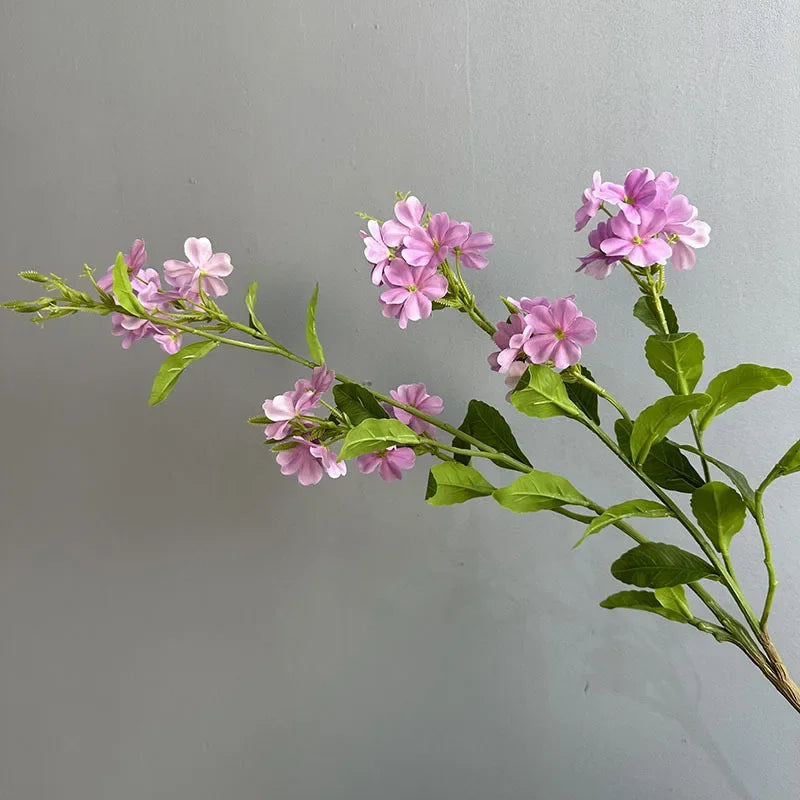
[332,384,389,426]
[678,445,756,509]
[149,340,219,406]
[774,439,800,478]
[338,418,419,460]
[245,282,268,335]
[610,542,717,588]
[425,463,495,506]
[600,590,687,623]
[645,332,705,395]
[653,586,693,621]
[573,499,672,548]
[305,283,325,363]
[452,399,531,469]
[510,365,581,420]
[493,470,589,513]
[630,394,711,465]
[112,252,145,316]
[691,482,746,554]
[563,366,600,425]
[697,364,792,431]
[633,295,679,335]
[615,419,704,493]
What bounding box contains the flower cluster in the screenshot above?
[262,365,345,486]
[575,169,710,278]
[489,296,597,387]
[101,237,233,354]
[263,376,443,485]
[361,195,494,328]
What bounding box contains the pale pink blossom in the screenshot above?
[600,209,672,267]
[402,213,470,269]
[385,383,443,435]
[164,237,233,298]
[379,259,448,329]
[97,239,147,292]
[522,297,597,370]
[356,446,416,482]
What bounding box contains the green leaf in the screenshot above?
[112,251,145,316]
[774,439,800,478]
[633,295,679,335]
[653,586,693,621]
[697,363,792,432]
[332,384,389,426]
[149,340,219,406]
[616,419,704,493]
[690,482,746,554]
[452,400,531,469]
[630,394,711,465]
[610,542,717,588]
[677,445,756,508]
[563,366,600,425]
[573,499,672,548]
[600,590,687,623]
[245,282,267,335]
[338,418,419,460]
[645,333,705,394]
[425,462,495,506]
[305,283,325,363]
[493,469,589,513]
[510,365,581,420]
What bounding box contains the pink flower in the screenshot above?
[670,216,711,270]
[262,386,317,441]
[111,312,152,349]
[164,237,233,298]
[362,220,398,285]
[574,171,605,231]
[310,442,347,479]
[379,259,448,329]
[600,209,672,267]
[577,219,620,280]
[385,383,444,435]
[97,239,148,292]
[356,446,416,482]
[380,195,426,246]
[489,313,531,373]
[653,171,679,207]
[453,225,494,270]
[275,438,346,486]
[504,361,528,392]
[506,296,550,314]
[402,213,470,269]
[522,297,597,370]
[601,168,659,224]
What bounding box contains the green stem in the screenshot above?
[580,416,764,641]
[570,368,631,422]
[754,488,777,628]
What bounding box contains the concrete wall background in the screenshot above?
[1,1,799,797]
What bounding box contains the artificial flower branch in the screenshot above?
[5,170,800,718]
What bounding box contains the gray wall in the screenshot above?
[1,1,799,798]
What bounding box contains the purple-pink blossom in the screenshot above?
[521,297,597,370]
[385,383,443,435]
[380,195,425,246]
[379,259,448,329]
[362,220,398,285]
[574,171,605,231]
[262,385,317,441]
[600,209,672,267]
[164,237,233,298]
[453,225,494,270]
[601,168,659,224]
[275,438,347,486]
[402,212,470,269]
[356,446,416,482]
[577,220,621,280]
[98,239,148,292]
